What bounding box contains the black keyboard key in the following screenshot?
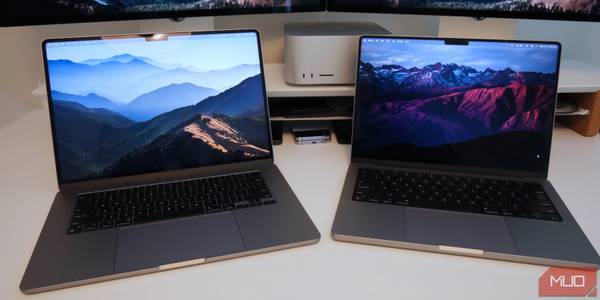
[116,218,132,227]
[177,203,189,212]
[222,202,235,211]
[163,205,177,216]
[135,208,148,218]
[69,224,83,234]
[83,223,99,232]
[206,203,222,213]
[100,220,114,229]
[236,202,250,209]
[262,199,276,206]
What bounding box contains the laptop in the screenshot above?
[332,36,600,268]
[20,30,320,294]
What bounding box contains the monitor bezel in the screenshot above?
[1,3,326,27]
[327,2,600,23]
[43,29,275,185]
[351,35,562,179]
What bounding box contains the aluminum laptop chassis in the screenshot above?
[332,36,600,269]
[20,30,320,294]
[21,160,320,294]
[332,160,600,268]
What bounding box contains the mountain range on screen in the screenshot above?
[48,52,269,183]
[48,53,260,120]
[357,61,557,149]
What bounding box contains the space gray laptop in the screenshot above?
[20,30,320,294]
[332,36,600,268]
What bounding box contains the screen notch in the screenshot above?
[444,39,469,46]
[141,33,170,42]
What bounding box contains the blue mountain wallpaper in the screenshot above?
[46,34,271,183]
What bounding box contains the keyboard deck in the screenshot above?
[68,171,276,234]
[353,168,562,222]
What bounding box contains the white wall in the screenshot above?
[516,19,600,62]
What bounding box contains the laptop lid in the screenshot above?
[352,36,561,178]
[42,30,273,185]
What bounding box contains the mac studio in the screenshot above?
[1,1,599,299]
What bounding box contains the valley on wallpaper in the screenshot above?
[48,52,270,182]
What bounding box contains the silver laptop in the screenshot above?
[20,30,320,294]
[332,36,600,268]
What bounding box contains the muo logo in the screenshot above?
[539,267,597,297]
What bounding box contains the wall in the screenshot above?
[516,19,600,62]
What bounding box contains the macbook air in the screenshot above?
[332,36,600,268]
[20,30,320,294]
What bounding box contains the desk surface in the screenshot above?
[0,108,599,300]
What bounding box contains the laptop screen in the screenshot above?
[44,31,272,184]
[353,37,560,175]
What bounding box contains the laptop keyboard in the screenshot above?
[353,168,562,222]
[68,171,276,234]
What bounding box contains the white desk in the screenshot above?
[0,107,599,300]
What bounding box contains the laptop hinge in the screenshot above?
[58,158,275,192]
[352,158,547,181]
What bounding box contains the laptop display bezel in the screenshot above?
[351,36,562,180]
[42,29,275,188]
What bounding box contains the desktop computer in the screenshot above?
[284,22,390,85]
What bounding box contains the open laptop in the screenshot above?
[332,36,600,268]
[20,30,320,294]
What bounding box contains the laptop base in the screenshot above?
[332,163,600,268]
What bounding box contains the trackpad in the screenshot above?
[406,208,517,254]
[115,213,245,273]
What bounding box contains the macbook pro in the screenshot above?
[332,36,600,268]
[21,30,320,294]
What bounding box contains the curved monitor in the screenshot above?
[328,0,600,22]
[1,0,325,27]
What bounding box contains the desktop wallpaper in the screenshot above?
[330,0,599,15]
[5,0,316,17]
[46,33,271,183]
[353,39,560,173]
